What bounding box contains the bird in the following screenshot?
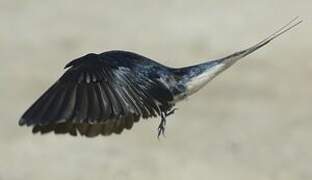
[19,18,302,138]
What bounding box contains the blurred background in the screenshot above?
[0,0,311,180]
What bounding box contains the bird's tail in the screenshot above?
[173,17,302,99]
[216,17,302,69]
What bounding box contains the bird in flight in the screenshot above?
[19,18,302,138]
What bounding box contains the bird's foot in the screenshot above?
[157,108,178,139]
[157,113,167,139]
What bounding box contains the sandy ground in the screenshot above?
[0,0,311,180]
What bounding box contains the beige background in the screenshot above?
[0,0,311,180]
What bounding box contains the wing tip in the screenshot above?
[19,117,33,126]
[18,118,26,126]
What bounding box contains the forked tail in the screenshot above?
[174,17,302,99]
[217,17,302,68]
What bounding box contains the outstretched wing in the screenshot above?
[19,52,174,137]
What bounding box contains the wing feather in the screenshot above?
[96,82,111,121]
[87,84,101,122]
[21,83,61,126]
[58,84,77,121]
[42,84,68,124]
[20,52,175,137]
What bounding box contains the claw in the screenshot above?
[157,125,166,139]
[157,108,178,139]
[157,112,167,139]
